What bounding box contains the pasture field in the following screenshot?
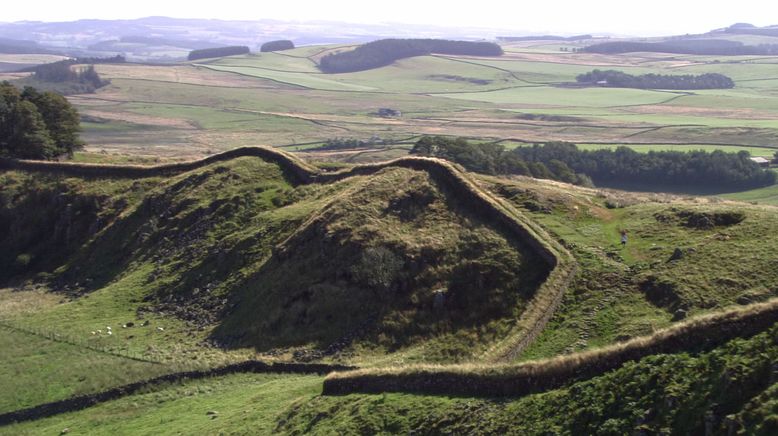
[3,39,778,434]
[61,43,778,167]
[3,373,323,435]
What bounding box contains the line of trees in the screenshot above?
[187,46,250,61]
[0,82,83,159]
[584,39,778,55]
[318,136,389,150]
[410,136,776,191]
[260,40,295,52]
[576,69,734,90]
[497,35,591,42]
[32,62,109,90]
[319,39,503,73]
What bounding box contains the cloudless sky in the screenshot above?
[4,0,778,36]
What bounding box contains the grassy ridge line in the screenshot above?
[1,148,571,361]
[0,361,354,426]
[479,192,577,361]
[0,146,320,182]
[312,157,575,362]
[322,298,778,397]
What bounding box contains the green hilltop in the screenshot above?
[0,148,776,434]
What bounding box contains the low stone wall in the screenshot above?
[0,147,319,183]
[323,299,778,397]
[0,361,355,426]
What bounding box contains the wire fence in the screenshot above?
[0,319,163,364]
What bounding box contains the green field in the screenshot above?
[5,38,778,433]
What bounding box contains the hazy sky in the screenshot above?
[5,0,778,35]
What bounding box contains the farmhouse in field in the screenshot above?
[750,156,770,167]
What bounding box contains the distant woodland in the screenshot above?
[584,39,778,55]
[19,59,113,94]
[410,136,775,191]
[260,40,295,52]
[0,82,83,159]
[576,69,734,90]
[187,46,250,61]
[498,35,591,42]
[0,37,54,55]
[319,39,504,73]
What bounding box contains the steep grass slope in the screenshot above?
[5,148,778,433]
[0,147,554,402]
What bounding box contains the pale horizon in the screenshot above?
[4,0,778,37]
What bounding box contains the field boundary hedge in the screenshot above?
[0,360,355,426]
[323,298,778,397]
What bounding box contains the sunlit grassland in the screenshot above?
[3,373,323,436]
[484,175,778,359]
[62,45,778,159]
[437,86,684,106]
[0,326,176,414]
[200,52,321,72]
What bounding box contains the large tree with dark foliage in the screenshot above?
[319,39,503,73]
[187,46,250,61]
[0,82,83,159]
[260,40,295,52]
[410,136,775,192]
[577,69,734,89]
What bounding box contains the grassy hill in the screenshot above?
[0,149,553,414]
[1,149,777,434]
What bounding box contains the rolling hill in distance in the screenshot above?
[1,16,778,435]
